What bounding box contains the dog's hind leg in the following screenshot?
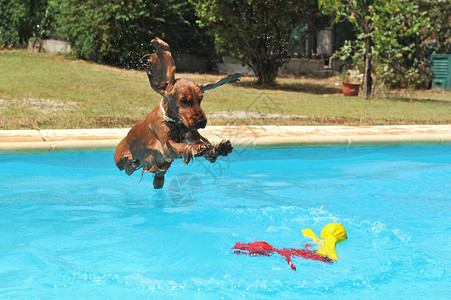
[114,137,138,173]
[153,173,165,189]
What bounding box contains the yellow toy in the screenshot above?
[302,223,347,260]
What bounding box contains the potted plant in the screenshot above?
[331,41,364,96]
[340,69,363,96]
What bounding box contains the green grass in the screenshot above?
[1,50,450,129]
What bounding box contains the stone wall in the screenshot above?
[28,39,72,54]
[26,40,338,77]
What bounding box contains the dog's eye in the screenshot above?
[180,98,189,105]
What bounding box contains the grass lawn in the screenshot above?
[1,50,450,129]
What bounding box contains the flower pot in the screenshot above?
[342,82,360,96]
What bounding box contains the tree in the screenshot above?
[319,0,376,99]
[195,0,318,85]
[326,0,433,92]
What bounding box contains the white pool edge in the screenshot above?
[1,125,450,155]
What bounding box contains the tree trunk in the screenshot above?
[307,29,314,59]
[254,59,278,85]
[363,36,373,99]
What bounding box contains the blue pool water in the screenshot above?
[0,147,450,299]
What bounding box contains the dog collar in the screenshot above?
[160,98,176,123]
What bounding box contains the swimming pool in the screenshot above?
[0,147,450,299]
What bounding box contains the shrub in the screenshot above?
[0,0,48,48]
[49,0,214,68]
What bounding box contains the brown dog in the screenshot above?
[114,38,242,189]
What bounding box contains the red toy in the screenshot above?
[232,241,332,271]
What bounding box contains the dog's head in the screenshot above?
[142,38,242,130]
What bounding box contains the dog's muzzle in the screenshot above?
[196,118,207,129]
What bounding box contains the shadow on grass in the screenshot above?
[379,96,450,104]
[239,81,341,95]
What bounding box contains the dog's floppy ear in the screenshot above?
[199,73,243,93]
[142,38,176,95]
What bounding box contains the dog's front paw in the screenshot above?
[216,140,233,156]
[182,144,207,164]
[193,143,211,157]
[203,147,218,163]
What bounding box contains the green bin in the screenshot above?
[431,54,451,90]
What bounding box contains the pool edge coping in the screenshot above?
[1,125,450,155]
